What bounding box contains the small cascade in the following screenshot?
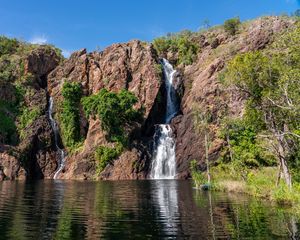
[150,59,179,179]
[48,97,66,179]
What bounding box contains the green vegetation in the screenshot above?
[224,17,241,35]
[0,36,19,56]
[193,106,212,184]
[192,22,300,206]
[153,31,199,66]
[82,88,142,171]
[82,88,142,144]
[0,101,18,144]
[190,160,206,189]
[17,107,41,140]
[59,82,83,150]
[0,36,63,146]
[95,144,123,173]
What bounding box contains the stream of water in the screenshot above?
[48,97,66,179]
[150,59,179,179]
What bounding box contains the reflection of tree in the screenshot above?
[54,207,72,240]
[194,190,216,239]
[193,191,299,239]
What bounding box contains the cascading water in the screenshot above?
[150,59,179,179]
[48,97,66,179]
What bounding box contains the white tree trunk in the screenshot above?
[205,133,211,184]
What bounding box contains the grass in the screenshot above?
[192,165,300,207]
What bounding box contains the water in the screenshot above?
[150,59,179,179]
[48,97,66,179]
[0,180,298,240]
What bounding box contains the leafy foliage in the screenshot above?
[218,118,275,177]
[0,36,19,56]
[17,107,41,139]
[0,101,18,144]
[220,23,300,187]
[190,160,206,188]
[82,88,142,172]
[153,31,199,66]
[82,88,142,145]
[59,82,82,149]
[224,17,241,35]
[95,144,123,173]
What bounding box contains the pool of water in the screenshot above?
[0,180,298,239]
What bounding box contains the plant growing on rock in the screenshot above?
[59,82,82,149]
[95,144,123,173]
[82,88,142,145]
[224,17,241,35]
[82,88,142,172]
[153,32,199,66]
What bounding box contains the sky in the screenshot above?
[0,0,299,57]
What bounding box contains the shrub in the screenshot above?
[190,160,206,188]
[0,103,17,144]
[0,36,19,56]
[17,107,41,139]
[59,82,82,149]
[0,56,18,83]
[82,88,142,144]
[293,9,300,18]
[153,32,199,66]
[95,144,123,172]
[224,17,241,35]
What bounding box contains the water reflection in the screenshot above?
[0,180,299,239]
[152,180,179,237]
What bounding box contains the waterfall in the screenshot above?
[48,97,66,179]
[150,59,179,179]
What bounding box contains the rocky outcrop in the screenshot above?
[172,16,294,178]
[1,16,294,181]
[48,40,162,179]
[0,146,26,180]
[0,46,61,180]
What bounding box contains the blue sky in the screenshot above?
[0,0,299,57]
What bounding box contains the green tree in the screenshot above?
[0,36,19,56]
[222,25,300,188]
[60,82,82,149]
[153,32,199,66]
[82,88,141,145]
[224,17,241,35]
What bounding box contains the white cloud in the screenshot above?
[29,35,48,45]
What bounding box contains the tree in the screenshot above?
[293,9,300,17]
[81,88,142,145]
[193,106,212,184]
[223,45,300,189]
[224,17,241,35]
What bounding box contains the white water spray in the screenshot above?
[48,97,66,179]
[150,59,179,179]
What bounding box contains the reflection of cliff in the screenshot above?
[0,181,299,238]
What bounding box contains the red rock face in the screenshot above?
[48,40,162,180]
[0,146,26,180]
[1,16,293,181]
[172,16,294,178]
[0,47,61,181]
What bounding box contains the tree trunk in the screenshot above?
[276,162,282,187]
[277,134,292,189]
[227,134,233,162]
[205,133,211,184]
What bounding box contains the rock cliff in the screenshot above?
[0,16,294,181]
